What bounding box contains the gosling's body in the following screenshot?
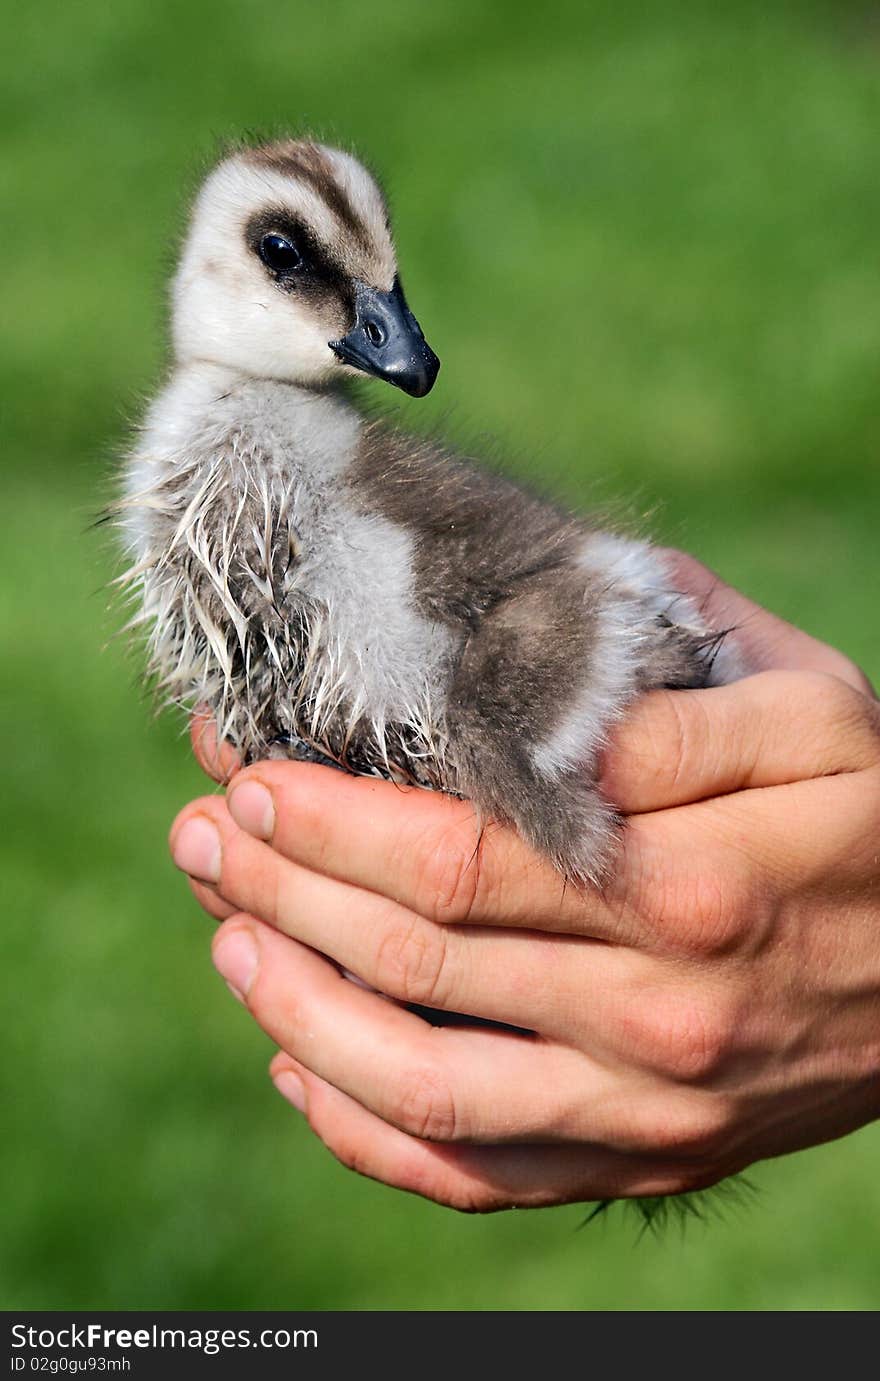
[123,365,456,785]
[118,138,735,880]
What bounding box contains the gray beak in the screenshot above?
[329,277,440,398]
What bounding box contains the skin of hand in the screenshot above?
[169,556,880,1211]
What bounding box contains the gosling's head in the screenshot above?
[172,138,440,397]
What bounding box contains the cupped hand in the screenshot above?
[170,560,880,1210]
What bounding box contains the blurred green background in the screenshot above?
[3,0,879,1311]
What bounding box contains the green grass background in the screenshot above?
[3,0,880,1311]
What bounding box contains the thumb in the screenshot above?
[663,549,874,695]
[600,669,880,815]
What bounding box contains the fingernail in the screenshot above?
[273,1069,307,1114]
[227,780,275,840]
[171,816,221,882]
[213,927,259,1001]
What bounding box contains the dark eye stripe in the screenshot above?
[244,208,356,320]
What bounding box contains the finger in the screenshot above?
[663,549,875,695]
[172,796,637,1027]
[267,1055,716,1211]
[212,916,645,1146]
[221,763,633,938]
[188,876,238,921]
[190,713,241,784]
[601,670,880,815]
[222,669,879,934]
[581,761,874,963]
[655,767,880,893]
[608,766,880,963]
[176,796,765,1065]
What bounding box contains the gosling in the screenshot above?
[117,138,737,882]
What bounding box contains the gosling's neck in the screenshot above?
[154,355,365,482]
[171,356,348,402]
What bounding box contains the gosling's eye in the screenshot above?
[258,233,303,273]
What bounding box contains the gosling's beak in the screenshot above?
[329,277,440,398]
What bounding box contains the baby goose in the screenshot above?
[117,138,736,882]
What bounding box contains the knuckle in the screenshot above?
[818,651,876,702]
[373,913,450,1008]
[675,867,754,956]
[818,671,866,725]
[392,1059,458,1142]
[618,825,754,956]
[419,818,482,924]
[665,692,711,793]
[631,691,693,797]
[802,672,879,761]
[614,818,678,931]
[644,996,737,1083]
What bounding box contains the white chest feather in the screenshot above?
[119,366,455,774]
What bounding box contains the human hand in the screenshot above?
[171,561,880,1210]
